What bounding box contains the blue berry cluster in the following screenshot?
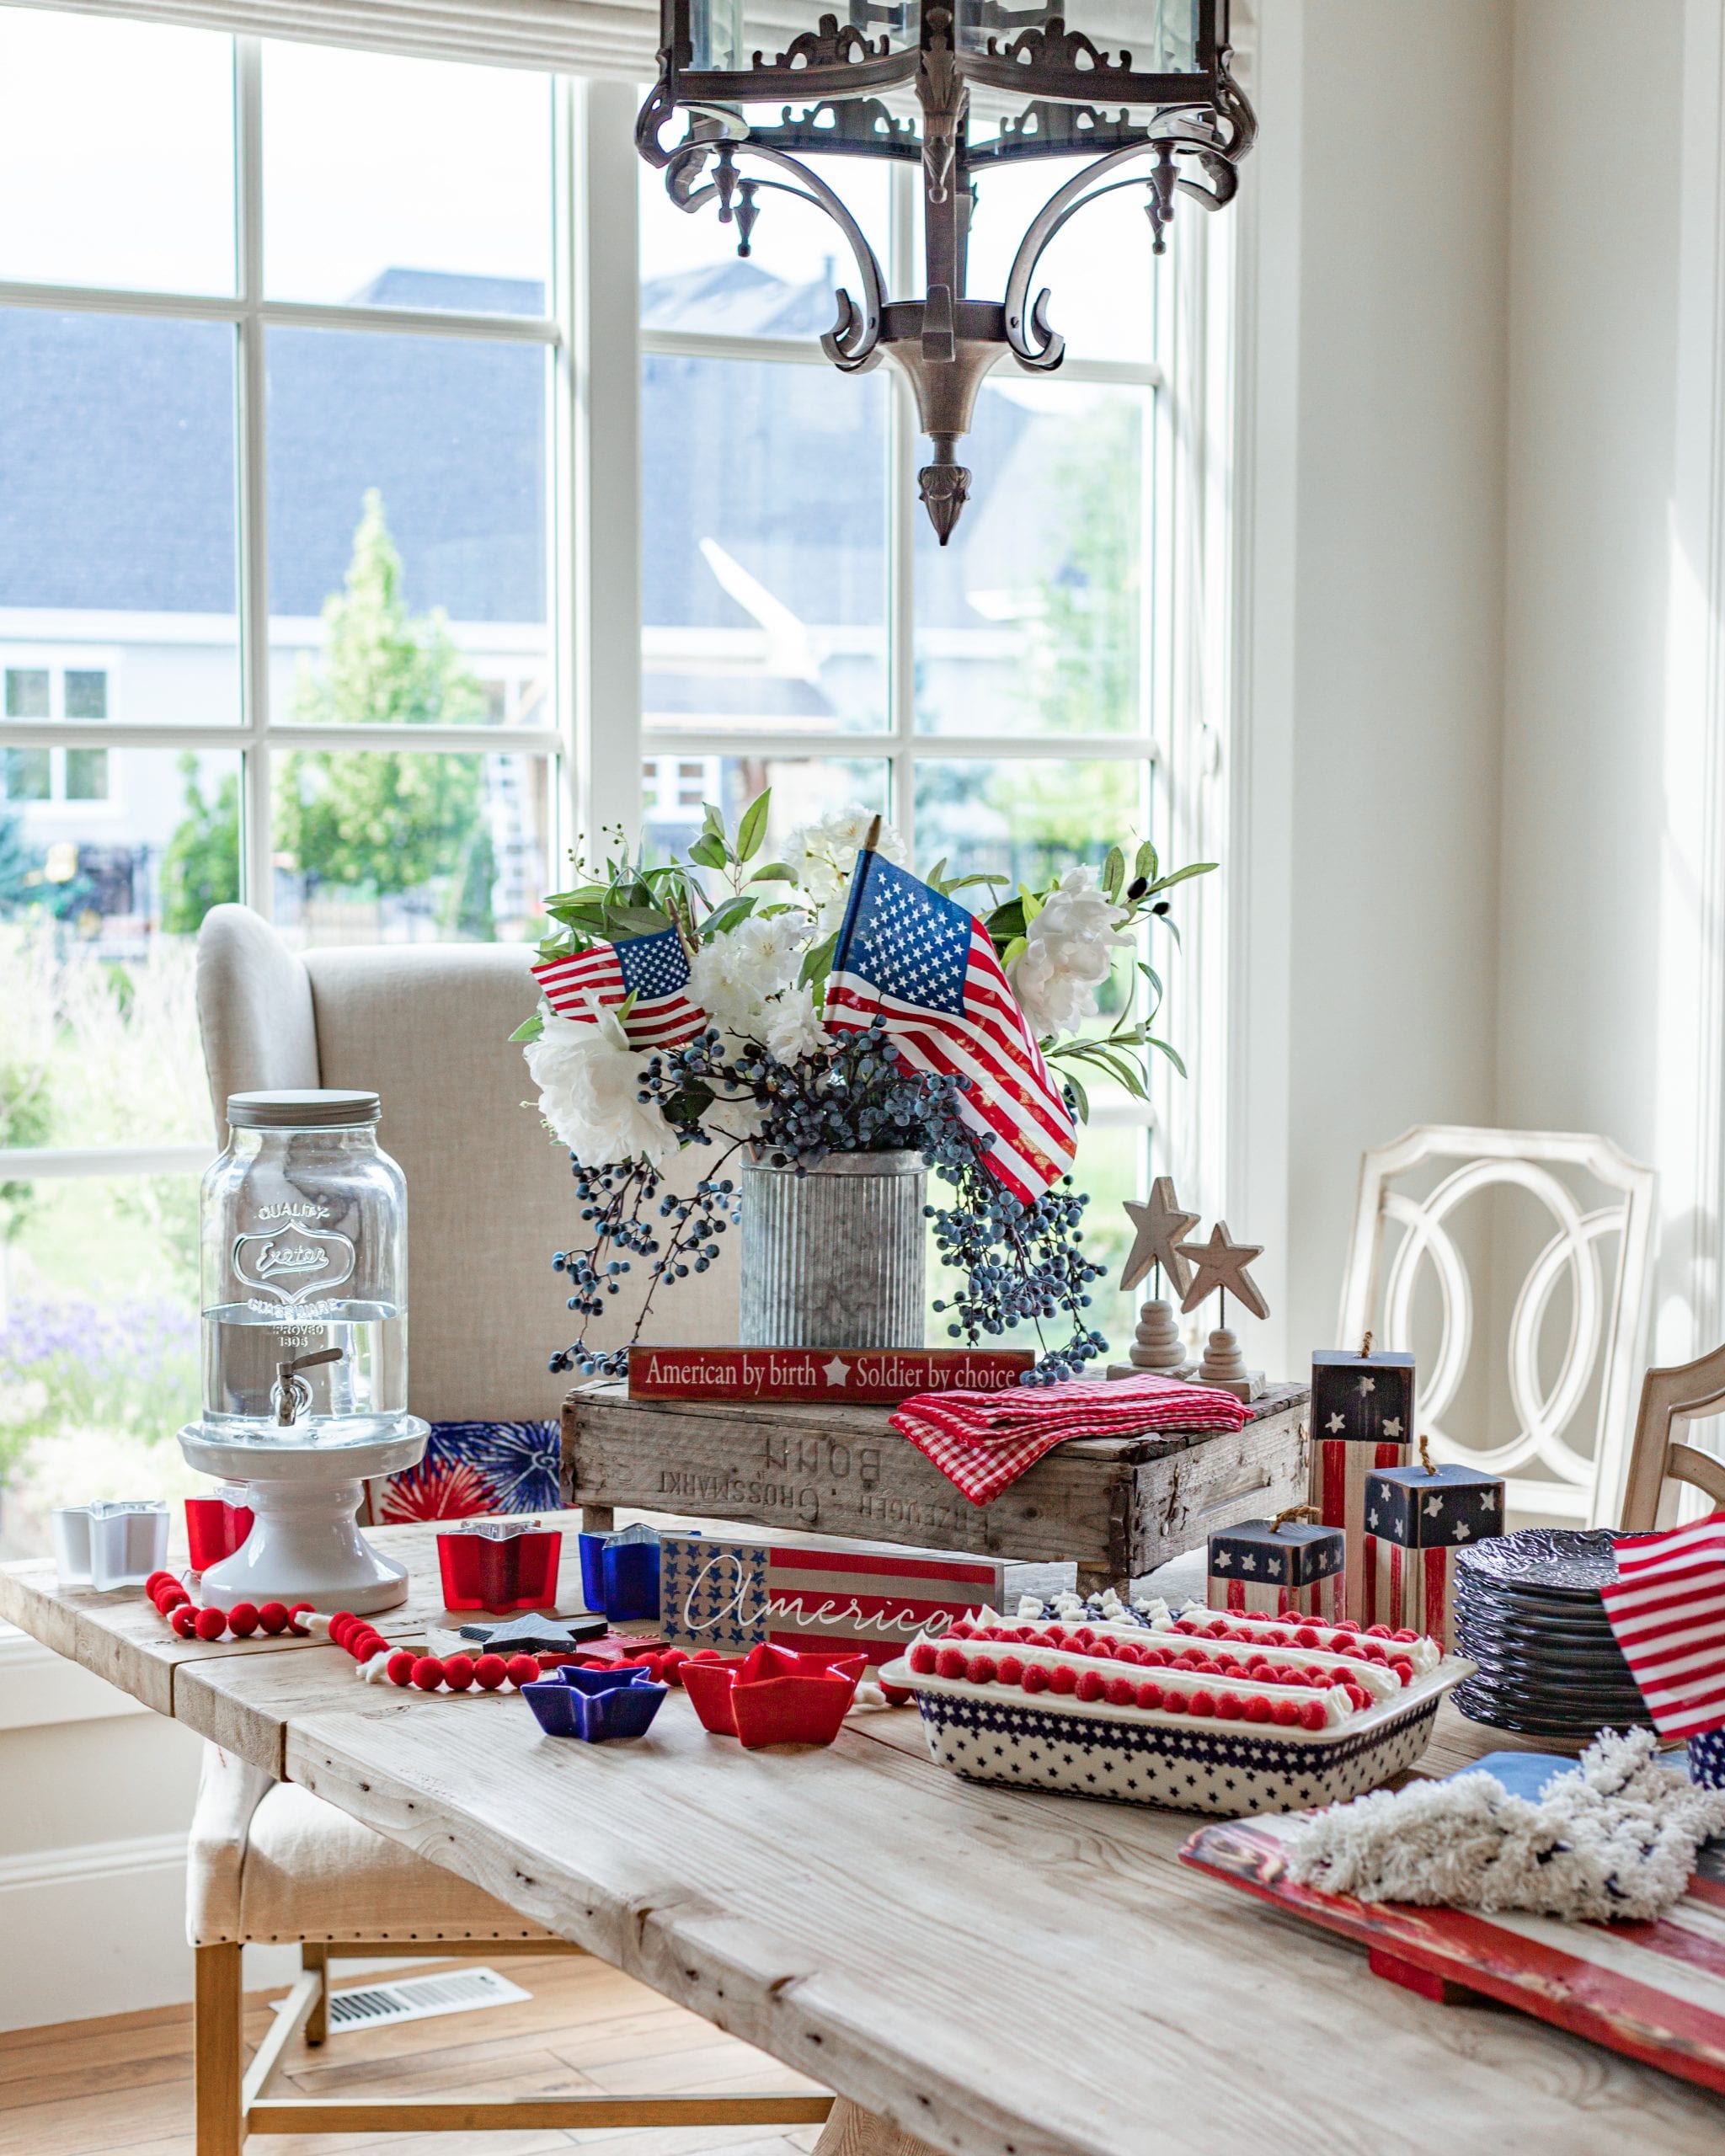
[548,1154,741,1380]
[926,1144,1109,1384]
[548,1025,1107,1384]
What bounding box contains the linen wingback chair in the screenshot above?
[179,908,791,2155]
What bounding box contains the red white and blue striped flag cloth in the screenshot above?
[531,927,705,1051]
[824,852,1077,1205]
[1599,1513,1725,1740]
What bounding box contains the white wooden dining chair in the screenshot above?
[1618,1342,1725,1532]
[1336,1124,1657,1529]
[184,907,803,2153]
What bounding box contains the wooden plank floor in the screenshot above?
[0,1954,829,2156]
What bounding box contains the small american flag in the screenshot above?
[824,852,1078,1205]
[1599,1513,1725,1739]
[531,927,705,1051]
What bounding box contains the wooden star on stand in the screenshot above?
[1119,1176,1201,1299]
[1176,1222,1271,1322]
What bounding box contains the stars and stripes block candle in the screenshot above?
[1599,1513,1725,1740]
[823,850,1077,1205]
[1206,1518,1346,1621]
[1309,1348,1416,1621]
[531,926,705,1050]
[658,1529,1075,1667]
[1362,1461,1506,1651]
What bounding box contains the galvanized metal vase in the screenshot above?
[739,1150,927,1350]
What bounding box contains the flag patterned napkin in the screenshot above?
[1599,1513,1725,1740]
[891,1374,1249,1506]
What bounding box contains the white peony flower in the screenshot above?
[688,910,810,1031]
[783,805,909,933]
[688,934,768,1033]
[705,1091,768,1143]
[1006,864,1134,1040]
[525,1007,681,1168]
[762,985,830,1067]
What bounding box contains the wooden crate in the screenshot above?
[563,1382,1311,1589]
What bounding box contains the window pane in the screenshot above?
[263,44,552,315]
[0,312,241,723]
[5,670,49,720]
[914,757,1147,885]
[0,11,234,296]
[271,750,553,947]
[3,749,49,803]
[0,747,240,953]
[643,356,888,732]
[640,147,889,343]
[960,158,1158,365]
[267,329,548,725]
[643,752,889,862]
[916,381,1147,736]
[0,1176,206,1561]
[65,670,109,719]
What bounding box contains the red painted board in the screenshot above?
[1180,1817,1725,2097]
[627,1346,1034,1404]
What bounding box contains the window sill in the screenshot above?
[0,1625,145,1732]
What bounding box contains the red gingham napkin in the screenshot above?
[890,1374,1250,1507]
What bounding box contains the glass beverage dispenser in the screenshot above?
[178,1090,429,1612]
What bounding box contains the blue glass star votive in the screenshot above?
[521,1662,666,1742]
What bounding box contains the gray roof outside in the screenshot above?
[0,264,1028,637]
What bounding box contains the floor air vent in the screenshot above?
[318,1966,532,2032]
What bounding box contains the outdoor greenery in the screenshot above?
[158,492,498,938]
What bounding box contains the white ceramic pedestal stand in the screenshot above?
[178,1420,429,1614]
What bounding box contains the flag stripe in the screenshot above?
[1599,1513,1725,1737]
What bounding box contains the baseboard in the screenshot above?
[0,1830,191,2031]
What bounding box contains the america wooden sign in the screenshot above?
[628,1345,1034,1404]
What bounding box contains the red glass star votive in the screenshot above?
[436,1519,563,1614]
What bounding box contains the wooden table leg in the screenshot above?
[194,1942,243,2156]
[813,2095,948,2156]
[579,1503,615,1535]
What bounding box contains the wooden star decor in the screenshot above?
[1119,1176,1201,1299]
[1177,1222,1270,1322]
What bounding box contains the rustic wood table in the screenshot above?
[4,1516,1723,2156]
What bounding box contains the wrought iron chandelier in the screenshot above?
[637,1,1255,541]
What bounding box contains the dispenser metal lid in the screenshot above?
[227,1088,381,1129]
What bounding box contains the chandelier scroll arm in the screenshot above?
[1001,119,1242,368]
[663,135,886,371]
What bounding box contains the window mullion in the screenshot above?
[234,35,273,919]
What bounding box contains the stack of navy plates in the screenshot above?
[1452,1528,1653,1740]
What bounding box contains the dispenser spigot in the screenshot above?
[274,1347,344,1425]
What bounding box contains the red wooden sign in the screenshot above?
[627,1345,1034,1404]
[1181,1815,1725,2096]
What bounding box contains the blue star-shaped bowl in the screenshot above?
[521,1662,667,1742]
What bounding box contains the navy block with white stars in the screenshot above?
[616,926,692,998]
[1311,1348,1417,1447]
[1208,1518,1345,1588]
[841,857,971,1013]
[1365,1461,1505,1550]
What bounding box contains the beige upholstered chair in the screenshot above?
[184,908,780,2153]
[1618,1343,1725,1531]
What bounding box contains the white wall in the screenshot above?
[1496,0,1684,1164]
[1239,0,1514,1370]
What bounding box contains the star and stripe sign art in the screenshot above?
[531,926,705,1051]
[1310,1348,1417,1621]
[1361,1460,1506,1650]
[823,850,1077,1205]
